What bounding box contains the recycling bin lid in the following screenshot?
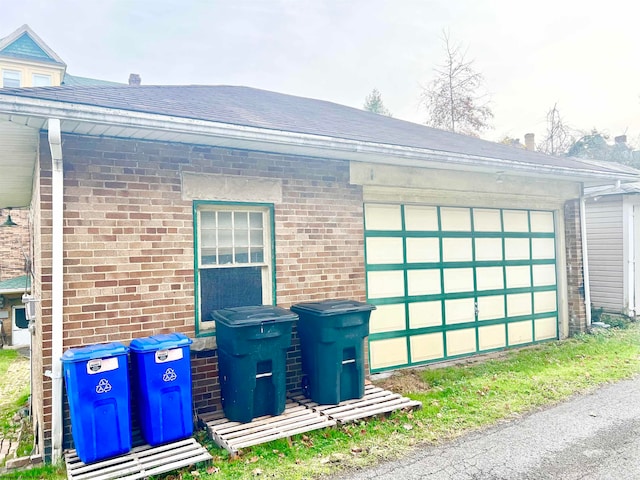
[212,305,298,327]
[290,299,376,316]
[129,332,193,353]
[61,342,129,363]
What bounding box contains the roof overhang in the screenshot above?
[0,94,638,208]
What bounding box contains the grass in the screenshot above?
[3,324,639,479]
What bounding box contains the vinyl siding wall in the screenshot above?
[585,196,624,312]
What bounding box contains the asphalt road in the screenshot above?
[332,376,640,479]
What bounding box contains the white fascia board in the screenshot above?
[0,95,638,182]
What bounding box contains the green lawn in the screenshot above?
[3,323,639,480]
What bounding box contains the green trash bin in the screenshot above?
[291,299,376,405]
[213,306,298,423]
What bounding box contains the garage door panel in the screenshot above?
[473,209,502,232]
[534,291,557,314]
[508,320,533,345]
[442,238,472,262]
[407,269,441,296]
[505,238,530,260]
[530,211,554,232]
[475,238,502,261]
[409,301,442,328]
[477,295,505,321]
[532,238,555,259]
[506,265,531,288]
[366,237,404,264]
[410,333,444,362]
[476,266,504,290]
[440,207,471,231]
[479,324,506,350]
[445,298,475,324]
[365,204,402,230]
[405,205,438,231]
[369,338,408,370]
[503,210,530,232]
[446,328,476,356]
[368,270,404,298]
[370,304,406,333]
[535,317,558,340]
[443,268,474,293]
[507,293,532,317]
[533,264,556,286]
[406,237,439,263]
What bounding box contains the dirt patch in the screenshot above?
[373,369,430,395]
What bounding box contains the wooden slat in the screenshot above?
[202,401,336,455]
[65,438,212,480]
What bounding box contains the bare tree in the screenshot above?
[363,88,392,116]
[421,31,493,136]
[537,103,575,155]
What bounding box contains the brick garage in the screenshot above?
[0,85,636,461]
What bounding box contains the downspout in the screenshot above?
[48,119,64,462]
[579,187,592,327]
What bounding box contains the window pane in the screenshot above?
[235,247,249,263]
[250,229,263,247]
[218,212,232,228]
[200,267,263,321]
[250,212,263,228]
[201,230,216,247]
[235,229,249,247]
[2,70,20,88]
[234,212,248,229]
[201,248,217,265]
[250,248,264,263]
[201,211,216,228]
[218,247,233,264]
[218,229,232,247]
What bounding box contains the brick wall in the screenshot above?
[564,199,588,334]
[35,133,365,456]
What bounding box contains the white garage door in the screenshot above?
[365,204,558,373]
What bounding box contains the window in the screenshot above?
[194,202,275,334]
[32,73,52,87]
[2,70,21,88]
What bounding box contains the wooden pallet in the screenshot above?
[65,437,212,480]
[290,385,423,424]
[201,400,336,455]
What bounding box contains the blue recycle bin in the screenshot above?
[129,333,193,446]
[61,343,131,464]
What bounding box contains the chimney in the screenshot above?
[524,133,535,151]
[614,135,627,144]
[128,73,141,86]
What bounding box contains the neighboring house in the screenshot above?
[0,207,31,346]
[0,84,637,462]
[0,24,122,88]
[584,182,640,316]
[0,274,31,347]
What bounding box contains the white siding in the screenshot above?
[586,196,624,312]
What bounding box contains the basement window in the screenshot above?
[194,202,275,335]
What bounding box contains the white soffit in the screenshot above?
[0,118,38,208]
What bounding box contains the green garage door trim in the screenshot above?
[365,204,558,373]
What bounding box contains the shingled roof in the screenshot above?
[0,84,637,177]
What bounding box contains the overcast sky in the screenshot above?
[4,0,640,145]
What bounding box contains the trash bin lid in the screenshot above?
[212,305,298,327]
[129,332,193,353]
[290,299,376,316]
[61,342,129,363]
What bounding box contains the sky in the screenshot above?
[3,0,640,146]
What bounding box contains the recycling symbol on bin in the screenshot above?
[162,368,178,382]
[95,378,112,394]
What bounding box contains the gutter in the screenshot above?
[0,95,638,183]
[47,118,64,463]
